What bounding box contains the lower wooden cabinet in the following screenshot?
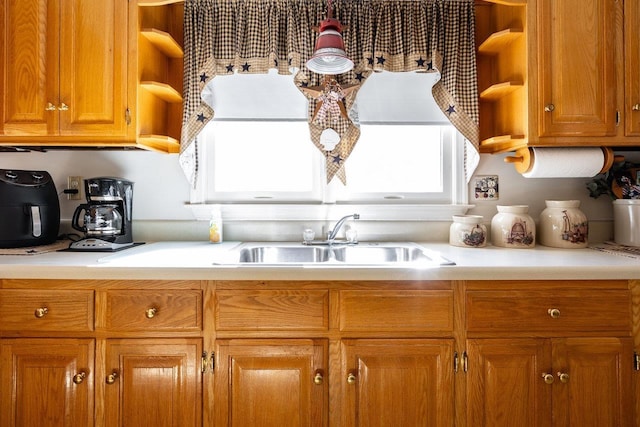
[465,280,635,427]
[0,279,637,426]
[214,339,327,426]
[466,337,634,427]
[0,338,95,427]
[104,339,202,426]
[0,280,204,427]
[341,339,455,427]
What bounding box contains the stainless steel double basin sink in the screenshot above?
[221,242,455,266]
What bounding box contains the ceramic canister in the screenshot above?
[613,199,640,247]
[490,205,535,248]
[449,215,487,247]
[539,200,588,248]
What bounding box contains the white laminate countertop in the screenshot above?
[0,241,638,281]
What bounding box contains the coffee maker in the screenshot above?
[70,177,135,251]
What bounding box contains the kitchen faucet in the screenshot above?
[327,213,360,243]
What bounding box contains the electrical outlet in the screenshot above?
[67,176,82,200]
[473,175,499,200]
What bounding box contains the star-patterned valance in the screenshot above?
[181,0,479,186]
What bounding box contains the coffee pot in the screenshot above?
[70,177,134,250]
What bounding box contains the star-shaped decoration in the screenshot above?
[446,105,456,115]
[241,62,251,72]
[367,57,374,66]
[355,72,365,82]
[331,154,343,164]
[376,56,386,65]
[427,60,434,70]
[225,64,234,73]
[299,75,360,122]
[196,112,207,123]
[199,72,209,83]
[416,57,426,67]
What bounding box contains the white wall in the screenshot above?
[1,148,630,242]
[0,150,193,220]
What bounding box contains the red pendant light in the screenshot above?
[306,0,354,74]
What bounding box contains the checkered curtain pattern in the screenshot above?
[181,0,479,186]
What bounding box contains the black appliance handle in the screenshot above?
[71,204,89,232]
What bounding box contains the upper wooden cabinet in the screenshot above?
[626,0,640,137]
[0,0,183,153]
[477,0,640,152]
[0,0,130,142]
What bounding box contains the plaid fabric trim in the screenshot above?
[182,0,479,186]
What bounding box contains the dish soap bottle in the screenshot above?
[209,205,223,243]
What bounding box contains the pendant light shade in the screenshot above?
[306,5,353,74]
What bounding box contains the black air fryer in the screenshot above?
[0,169,60,248]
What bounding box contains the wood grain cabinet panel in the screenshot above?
[104,338,202,427]
[626,0,640,136]
[466,339,552,427]
[0,0,129,140]
[0,338,94,427]
[466,290,631,335]
[214,339,327,427]
[0,289,94,332]
[105,290,202,332]
[339,290,454,332]
[341,339,455,427]
[215,290,329,331]
[537,0,617,137]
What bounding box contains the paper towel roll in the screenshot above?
[505,147,613,178]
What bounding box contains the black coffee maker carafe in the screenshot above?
[70,177,134,250]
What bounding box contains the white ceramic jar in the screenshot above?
[449,215,487,247]
[613,199,640,246]
[539,200,588,248]
[490,205,535,248]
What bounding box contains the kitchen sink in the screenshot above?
[223,242,455,266]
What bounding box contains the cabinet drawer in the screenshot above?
[215,290,329,331]
[105,290,202,331]
[339,290,454,332]
[466,290,631,334]
[0,289,94,332]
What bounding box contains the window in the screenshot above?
[191,70,469,218]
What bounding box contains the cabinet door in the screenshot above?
[0,0,58,136]
[466,339,552,427]
[537,0,617,137]
[214,339,327,427]
[58,0,129,136]
[0,338,94,427]
[104,338,202,427]
[626,0,640,136]
[552,337,634,427]
[341,339,454,427]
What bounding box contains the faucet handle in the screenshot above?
[302,229,315,244]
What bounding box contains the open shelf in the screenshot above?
[478,28,523,54]
[482,0,526,5]
[141,81,182,103]
[480,81,524,101]
[141,28,183,58]
[480,134,526,152]
[138,0,183,5]
[138,134,180,153]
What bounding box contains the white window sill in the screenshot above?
[186,203,474,222]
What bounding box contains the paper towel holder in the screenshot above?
[504,147,622,175]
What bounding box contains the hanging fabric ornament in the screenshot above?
[300,76,359,124]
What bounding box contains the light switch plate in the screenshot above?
[473,175,499,200]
